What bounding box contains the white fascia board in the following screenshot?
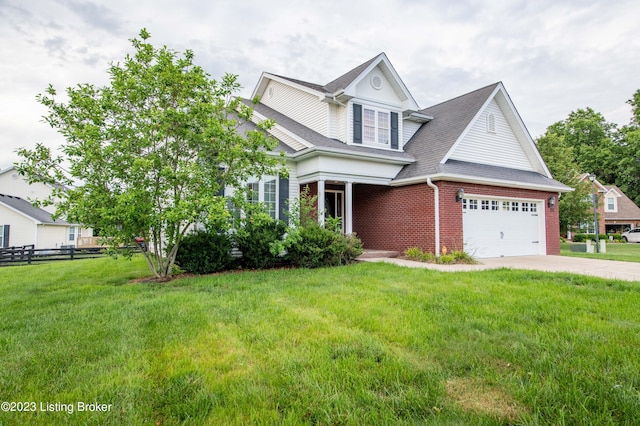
[289,146,415,166]
[297,172,392,186]
[250,72,270,100]
[390,172,574,193]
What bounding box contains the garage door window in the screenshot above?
[512,202,519,212]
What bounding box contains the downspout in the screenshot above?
[426,178,440,256]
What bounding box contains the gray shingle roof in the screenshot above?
[439,160,573,191]
[395,83,500,180]
[0,193,69,225]
[322,54,381,94]
[268,53,383,96]
[604,185,640,220]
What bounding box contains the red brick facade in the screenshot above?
[350,181,561,255]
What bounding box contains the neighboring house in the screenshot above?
[575,173,607,235]
[0,165,62,214]
[603,185,640,233]
[0,193,86,249]
[239,53,571,258]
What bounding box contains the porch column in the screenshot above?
[345,181,353,234]
[317,180,325,225]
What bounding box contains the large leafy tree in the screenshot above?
[17,29,284,279]
[544,107,620,185]
[536,132,592,235]
[616,91,640,205]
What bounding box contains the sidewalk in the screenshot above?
[358,255,640,282]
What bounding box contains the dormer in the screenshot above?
[250,53,429,153]
[604,187,622,212]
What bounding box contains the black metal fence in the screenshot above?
[0,245,109,266]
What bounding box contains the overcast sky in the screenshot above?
[1,0,639,170]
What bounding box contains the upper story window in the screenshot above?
[363,107,390,145]
[353,103,399,149]
[606,196,616,212]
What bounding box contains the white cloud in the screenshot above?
[1,0,639,169]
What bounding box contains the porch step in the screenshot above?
[357,249,401,259]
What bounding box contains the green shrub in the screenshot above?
[234,211,287,270]
[451,250,477,264]
[284,224,363,268]
[437,254,456,264]
[573,233,608,243]
[175,230,234,274]
[405,247,424,260]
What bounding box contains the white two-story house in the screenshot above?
[241,53,571,258]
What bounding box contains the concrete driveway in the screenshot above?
[359,255,640,282]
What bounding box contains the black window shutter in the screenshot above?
[278,176,289,222]
[3,225,9,248]
[353,104,362,144]
[391,112,399,149]
[216,167,225,196]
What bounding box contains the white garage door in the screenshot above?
[463,197,543,258]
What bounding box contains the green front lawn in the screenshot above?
[561,241,640,262]
[1,257,639,425]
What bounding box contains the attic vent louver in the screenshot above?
[370,75,383,90]
[487,113,496,133]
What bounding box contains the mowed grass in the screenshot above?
[561,241,640,263]
[1,257,639,425]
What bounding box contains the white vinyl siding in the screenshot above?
[449,99,534,171]
[402,120,421,147]
[329,104,347,142]
[266,124,309,151]
[261,80,328,136]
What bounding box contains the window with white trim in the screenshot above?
[68,226,81,242]
[0,224,8,248]
[606,196,616,212]
[481,200,489,210]
[246,176,278,219]
[363,107,390,145]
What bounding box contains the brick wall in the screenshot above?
[352,183,436,253]
[351,181,561,256]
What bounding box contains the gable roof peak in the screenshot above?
[321,52,386,94]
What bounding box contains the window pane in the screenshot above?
[363,109,376,143]
[247,182,259,203]
[377,111,389,144]
[264,178,276,218]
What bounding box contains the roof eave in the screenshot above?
[289,146,415,166]
[390,172,574,193]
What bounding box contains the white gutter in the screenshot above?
[426,178,440,256]
[391,172,573,193]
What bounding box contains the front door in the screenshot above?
[325,190,344,232]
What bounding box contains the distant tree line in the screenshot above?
[537,89,640,234]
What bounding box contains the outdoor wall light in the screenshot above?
[456,188,465,203]
[548,196,556,208]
